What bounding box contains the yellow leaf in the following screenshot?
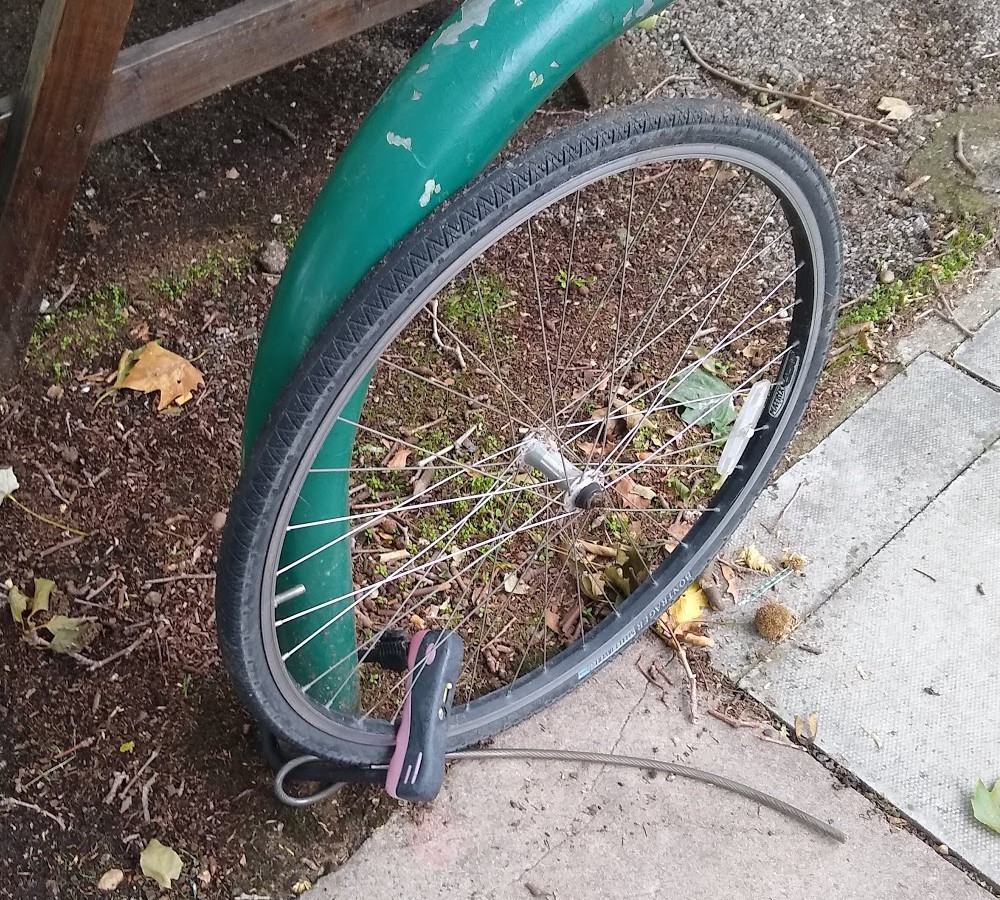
[8,586,29,625]
[120,741,135,754]
[140,839,183,889]
[737,545,775,574]
[664,584,709,633]
[120,342,204,411]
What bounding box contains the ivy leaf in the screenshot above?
[666,369,736,440]
[140,839,184,889]
[972,780,1000,835]
[0,467,18,506]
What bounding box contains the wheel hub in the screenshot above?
[517,433,606,512]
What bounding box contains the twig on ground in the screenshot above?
[119,749,159,804]
[86,628,153,672]
[643,73,697,101]
[37,534,86,559]
[263,115,298,144]
[85,573,118,601]
[913,567,938,583]
[428,299,467,370]
[708,708,763,728]
[794,642,824,655]
[52,275,79,312]
[54,737,95,760]
[955,127,979,178]
[764,479,805,534]
[680,33,898,134]
[759,734,805,750]
[21,756,76,790]
[141,573,215,589]
[31,460,70,504]
[930,275,976,338]
[831,142,864,177]
[663,623,697,722]
[7,496,89,537]
[1,797,66,830]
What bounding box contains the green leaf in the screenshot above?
[8,586,29,625]
[972,779,1000,834]
[43,615,96,654]
[140,838,184,889]
[667,369,737,440]
[28,578,55,622]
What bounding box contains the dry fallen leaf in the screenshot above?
[718,560,740,602]
[544,605,561,633]
[140,838,183,889]
[780,548,808,572]
[737,545,775,575]
[613,475,652,510]
[667,520,692,543]
[502,574,531,595]
[97,868,124,892]
[877,96,913,122]
[387,447,412,469]
[119,342,204,411]
[794,712,819,744]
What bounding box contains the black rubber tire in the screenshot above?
[217,100,843,764]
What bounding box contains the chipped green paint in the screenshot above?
[243,0,677,704]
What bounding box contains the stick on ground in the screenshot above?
[680,33,898,135]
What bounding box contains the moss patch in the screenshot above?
[840,226,991,328]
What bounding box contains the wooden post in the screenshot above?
[0,0,135,386]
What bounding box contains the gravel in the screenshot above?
[614,0,1000,300]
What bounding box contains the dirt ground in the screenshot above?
[0,1,997,898]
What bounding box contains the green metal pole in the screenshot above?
[247,0,676,707]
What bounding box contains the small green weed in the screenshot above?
[555,271,597,291]
[152,251,227,303]
[30,283,130,378]
[441,275,509,324]
[841,227,991,328]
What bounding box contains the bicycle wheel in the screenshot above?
[218,100,842,764]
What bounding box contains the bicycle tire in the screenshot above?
[217,99,843,764]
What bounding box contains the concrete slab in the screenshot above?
[741,441,1000,886]
[712,352,1000,680]
[896,269,1000,366]
[305,639,988,900]
[955,308,1000,388]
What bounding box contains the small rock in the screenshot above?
[46,384,65,401]
[937,843,949,856]
[144,591,162,609]
[878,265,895,284]
[211,511,227,531]
[271,213,283,225]
[225,168,240,180]
[97,869,124,892]
[257,239,288,276]
[38,298,51,314]
[61,445,79,465]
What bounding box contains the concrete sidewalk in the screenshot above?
[305,271,1000,900]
